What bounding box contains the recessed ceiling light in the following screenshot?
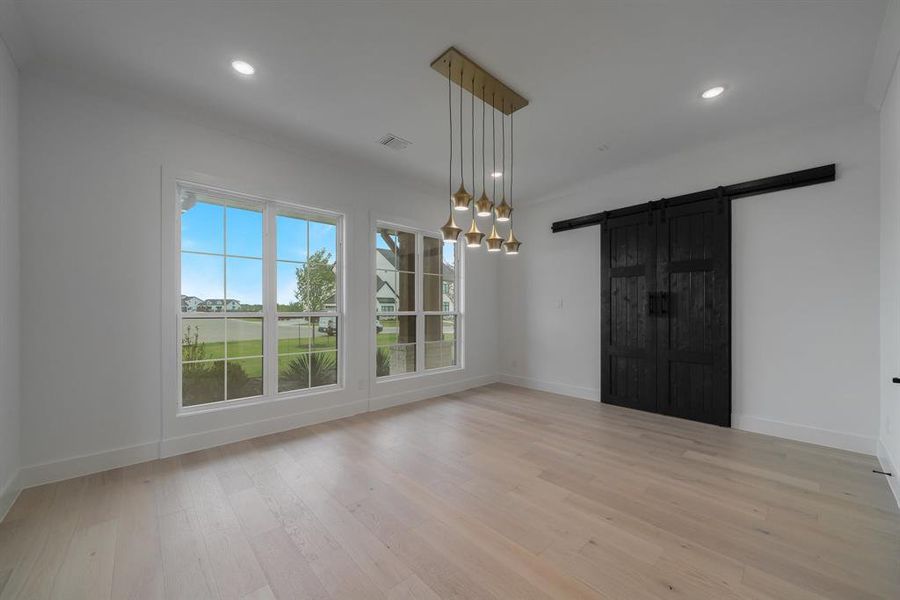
[701,86,725,100]
[231,60,255,76]
[491,172,503,178]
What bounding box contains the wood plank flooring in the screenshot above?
[1,383,898,599]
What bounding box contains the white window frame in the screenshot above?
[175,180,344,414]
[372,220,463,382]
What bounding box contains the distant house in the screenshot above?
[202,298,241,312]
[181,295,203,311]
[375,247,454,312]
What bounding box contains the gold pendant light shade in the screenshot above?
[452,184,472,211]
[503,228,521,254]
[465,219,485,247]
[475,191,493,217]
[441,211,462,242]
[486,224,504,252]
[495,197,512,222]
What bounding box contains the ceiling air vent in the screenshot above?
[376,133,412,151]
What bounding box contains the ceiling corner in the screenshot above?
[0,0,37,70]
[864,0,900,110]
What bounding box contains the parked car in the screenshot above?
[375,319,384,333]
[317,317,337,336]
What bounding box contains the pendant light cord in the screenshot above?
[459,66,464,187]
[481,86,486,196]
[510,109,514,227]
[448,60,453,208]
[492,92,497,208]
[471,75,476,219]
[502,101,506,204]
[485,87,494,227]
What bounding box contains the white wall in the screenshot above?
[879,51,900,505]
[19,72,499,485]
[12,53,889,490]
[0,33,20,516]
[500,107,881,454]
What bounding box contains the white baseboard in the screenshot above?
[18,401,371,488]
[497,373,599,402]
[16,376,497,491]
[369,374,498,411]
[160,399,369,458]
[877,438,900,511]
[0,470,21,522]
[18,441,160,489]
[16,373,884,494]
[496,373,876,456]
[732,414,877,455]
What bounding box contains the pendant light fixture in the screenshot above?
[485,216,504,252]
[485,91,504,251]
[494,100,513,223]
[431,47,527,254]
[503,228,522,254]
[440,59,462,243]
[503,108,522,254]
[464,75,485,248]
[451,62,472,211]
[475,87,493,218]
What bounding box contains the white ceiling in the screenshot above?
[9,0,888,203]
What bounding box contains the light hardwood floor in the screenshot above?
[1,383,898,599]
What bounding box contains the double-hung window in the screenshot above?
[178,182,341,408]
[375,224,460,378]
[274,211,340,393]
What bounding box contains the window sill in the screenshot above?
[375,364,463,385]
[177,383,344,417]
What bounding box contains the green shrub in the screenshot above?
[182,360,261,405]
[183,361,222,406]
[310,352,337,387]
[182,323,208,363]
[227,361,261,398]
[280,355,308,392]
[280,352,337,391]
[376,346,391,377]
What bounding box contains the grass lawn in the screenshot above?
[184,328,452,379]
[376,332,455,346]
[183,335,336,360]
[183,335,337,379]
[376,331,404,346]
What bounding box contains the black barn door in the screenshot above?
[601,198,731,426]
[655,198,730,426]
[600,211,656,413]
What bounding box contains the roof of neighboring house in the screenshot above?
[376,247,455,277]
[376,275,397,299]
[376,247,397,269]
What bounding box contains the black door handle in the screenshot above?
[648,292,657,315]
[893,377,900,384]
[659,291,669,315]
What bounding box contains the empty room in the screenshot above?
[1,1,900,598]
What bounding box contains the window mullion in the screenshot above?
[416,232,424,373]
[264,202,277,397]
[336,221,343,388]
[222,208,229,401]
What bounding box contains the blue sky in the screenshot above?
[181,202,336,306]
[181,202,456,307]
